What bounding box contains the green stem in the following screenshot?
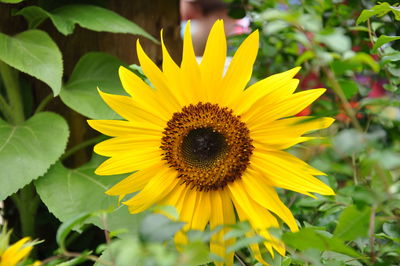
[61,135,106,161]
[368,205,377,264]
[11,183,40,238]
[0,94,14,122]
[0,62,39,240]
[0,61,24,124]
[34,94,53,114]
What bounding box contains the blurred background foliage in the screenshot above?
[0,0,399,265]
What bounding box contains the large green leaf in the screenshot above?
[35,155,141,233]
[0,112,69,201]
[16,5,156,42]
[0,30,63,95]
[282,228,361,258]
[334,205,371,241]
[60,52,125,119]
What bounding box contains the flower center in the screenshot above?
[181,127,227,168]
[161,102,253,191]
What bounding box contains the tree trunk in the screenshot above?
[1,0,182,166]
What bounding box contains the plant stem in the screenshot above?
[0,94,14,122]
[11,183,40,237]
[352,153,358,185]
[60,135,107,161]
[0,61,24,124]
[34,94,53,114]
[368,205,377,264]
[234,252,248,266]
[41,252,114,266]
[0,61,40,241]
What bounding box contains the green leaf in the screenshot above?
[338,80,359,99]
[330,53,380,75]
[0,0,24,3]
[316,28,351,53]
[60,52,125,119]
[295,50,315,66]
[55,251,92,266]
[334,205,371,241]
[348,26,369,32]
[356,3,400,25]
[0,30,63,95]
[95,238,142,266]
[0,112,68,201]
[322,251,362,266]
[226,235,264,253]
[360,97,400,108]
[13,5,50,29]
[381,52,400,64]
[350,53,380,73]
[35,155,141,233]
[56,213,92,251]
[383,222,400,239]
[16,5,156,42]
[282,228,361,258]
[333,129,366,156]
[372,35,400,53]
[182,241,212,265]
[139,214,185,242]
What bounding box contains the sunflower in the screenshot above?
[0,226,38,266]
[89,20,334,265]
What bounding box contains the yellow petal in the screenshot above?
[160,183,188,213]
[95,149,161,175]
[179,188,198,230]
[180,21,202,103]
[160,29,180,80]
[98,89,166,127]
[191,191,211,231]
[251,116,335,149]
[251,150,335,195]
[160,30,189,106]
[87,119,162,137]
[231,194,276,257]
[106,162,166,196]
[200,20,226,103]
[118,66,174,119]
[241,173,298,232]
[93,136,160,156]
[210,189,235,266]
[1,237,32,265]
[244,88,326,127]
[124,167,178,214]
[228,181,279,229]
[232,67,300,114]
[228,182,285,256]
[220,30,259,107]
[136,40,182,109]
[245,231,270,266]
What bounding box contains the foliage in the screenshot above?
[0,0,399,265]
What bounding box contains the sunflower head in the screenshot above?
[161,102,254,191]
[89,19,334,265]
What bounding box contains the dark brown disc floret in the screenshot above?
[161,102,253,191]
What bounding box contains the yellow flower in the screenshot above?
[89,20,334,265]
[0,237,35,266]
